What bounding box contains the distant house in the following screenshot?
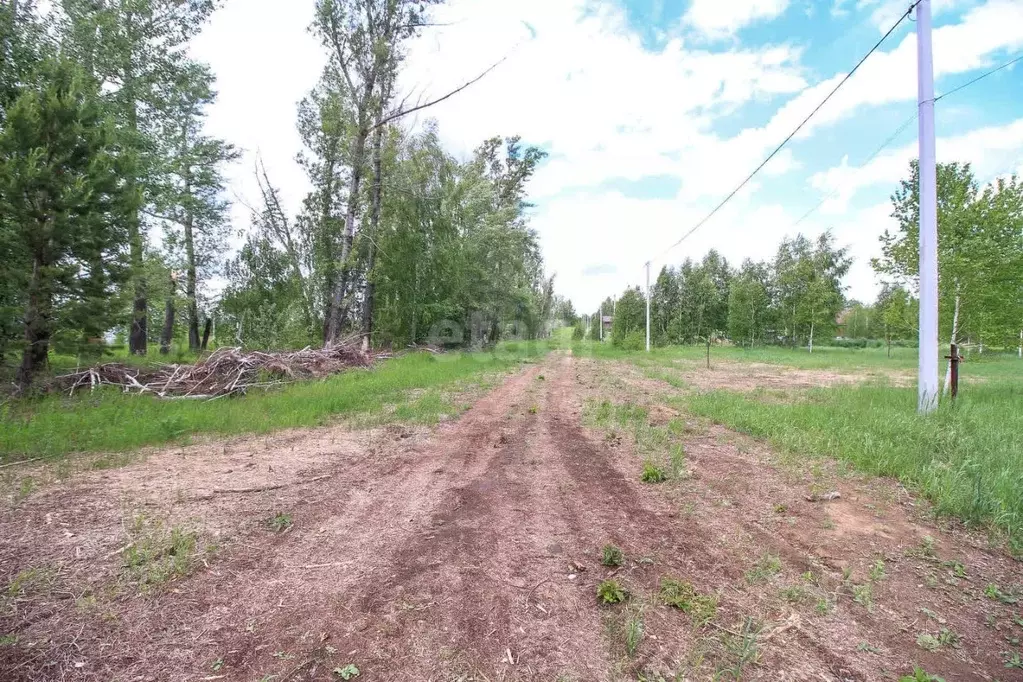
[602,315,613,333]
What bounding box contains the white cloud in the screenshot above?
[683,0,792,38]
[810,118,1023,211]
[858,0,974,32]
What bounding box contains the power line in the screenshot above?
[791,52,1023,229]
[647,1,921,265]
[935,53,1023,103]
[790,112,917,229]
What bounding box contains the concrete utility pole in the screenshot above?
[916,0,940,413]
[645,262,651,352]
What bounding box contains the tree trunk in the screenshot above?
[361,118,386,352]
[201,318,212,351]
[942,291,961,396]
[124,73,147,355]
[160,273,175,355]
[16,256,51,391]
[181,132,200,351]
[808,320,814,354]
[184,211,200,350]
[325,127,368,344]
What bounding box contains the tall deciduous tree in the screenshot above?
[0,54,134,387]
[875,161,1023,387]
[312,0,440,344]
[153,62,238,350]
[727,259,770,347]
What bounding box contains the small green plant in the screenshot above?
[659,577,716,625]
[985,583,1020,605]
[773,503,788,514]
[333,664,360,679]
[625,615,643,657]
[601,544,624,567]
[943,560,967,578]
[669,444,687,478]
[852,583,874,611]
[815,597,834,615]
[597,579,627,605]
[899,668,945,682]
[779,585,809,604]
[16,476,35,500]
[264,512,293,533]
[641,460,667,483]
[211,657,224,672]
[715,617,762,681]
[869,559,886,581]
[856,641,880,654]
[0,634,17,646]
[916,633,941,652]
[908,536,938,560]
[528,404,539,414]
[121,515,198,589]
[1004,651,1023,669]
[537,374,545,381]
[936,627,961,648]
[745,554,782,584]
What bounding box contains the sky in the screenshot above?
[189,0,1023,314]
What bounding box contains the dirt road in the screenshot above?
[1,352,1020,681]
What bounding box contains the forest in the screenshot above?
[0,0,555,391]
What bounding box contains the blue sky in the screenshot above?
[192,0,1023,312]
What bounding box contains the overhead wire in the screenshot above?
[789,51,1023,229]
[645,0,922,265]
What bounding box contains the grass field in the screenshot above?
[602,342,1023,550]
[0,342,551,462]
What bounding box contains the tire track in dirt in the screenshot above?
[599,357,1019,681]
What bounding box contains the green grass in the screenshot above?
[0,344,549,461]
[679,359,1023,548]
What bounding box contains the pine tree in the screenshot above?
[0,54,135,388]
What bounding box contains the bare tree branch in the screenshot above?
[371,56,508,132]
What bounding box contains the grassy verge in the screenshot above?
[682,375,1023,551]
[0,343,549,461]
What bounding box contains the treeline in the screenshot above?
[593,232,859,351]
[0,0,555,389]
[590,160,1023,354]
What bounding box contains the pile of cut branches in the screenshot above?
[55,344,373,400]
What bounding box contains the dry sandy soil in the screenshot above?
[1,353,1021,681]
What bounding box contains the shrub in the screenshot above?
[597,579,627,604]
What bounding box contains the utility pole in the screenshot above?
[916,0,939,413]
[645,262,651,352]
[599,304,603,342]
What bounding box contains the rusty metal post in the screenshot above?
[945,343,962,401]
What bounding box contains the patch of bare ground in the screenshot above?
[586,356,1023,681]
[653,358,914,391]
[2,352,1019,682]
